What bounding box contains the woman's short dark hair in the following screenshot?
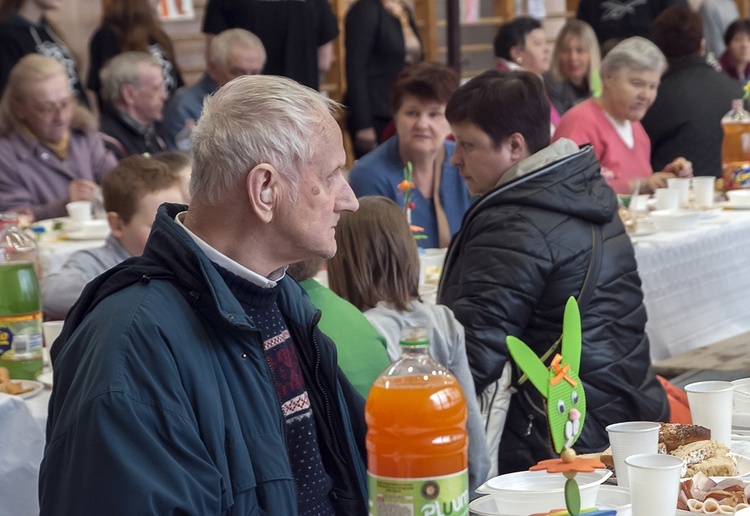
[389,61,460,114]
[445,70,550,154]
[652,7,703,58]
[493,16,543,60]
[725,19,750,47]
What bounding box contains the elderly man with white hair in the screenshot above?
[553,36,693,194]
[161,28,266,150]
[40,75,365,515]
[99,51,168,159]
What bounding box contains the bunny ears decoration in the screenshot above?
[507,297,587,454]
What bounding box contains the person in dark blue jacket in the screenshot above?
[39,74,367,515]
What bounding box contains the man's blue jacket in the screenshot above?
[40,203,369,515]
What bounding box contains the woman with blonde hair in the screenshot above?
[0,54,116,220]
[327,195,490,493]
[87,0,183,106]
[0,0,88,105]
[544,19,601,115]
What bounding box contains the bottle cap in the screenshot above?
[399,326,429,347]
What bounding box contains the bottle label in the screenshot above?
[723,162,750,190]
[0,312,43,357]
[367,470,469,516]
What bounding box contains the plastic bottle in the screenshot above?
[0,213,43,380]
[365,326,468,516]
[721,99,750,191]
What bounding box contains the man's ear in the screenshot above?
[120,84,136,107]
[507,132,528,161]
[107,211,124,239]
[247,163,279,223]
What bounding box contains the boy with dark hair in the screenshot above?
[41,154,184,318]
[439,69,669,475]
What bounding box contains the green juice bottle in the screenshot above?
[0,214,43,380]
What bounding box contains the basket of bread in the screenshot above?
[0,366,35,396]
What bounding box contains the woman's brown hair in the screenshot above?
[327,196,420,312]
[103,0,176,63]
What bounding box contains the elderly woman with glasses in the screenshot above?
[553,36,692,194]
[0,54,116,220]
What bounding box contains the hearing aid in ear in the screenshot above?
[261,189,272,203]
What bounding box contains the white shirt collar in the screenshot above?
[175,211,286,288]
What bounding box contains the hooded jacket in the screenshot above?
[438,142,669,473]
[40,203,368,515]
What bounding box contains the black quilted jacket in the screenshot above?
[438,144,669,473]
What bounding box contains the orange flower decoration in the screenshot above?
[530,456,605,474]
[397,179,415,192]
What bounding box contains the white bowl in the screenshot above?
[727,189,750,207]
[470,483,628,516]
[474,469,612,515]
[649,210,700,231]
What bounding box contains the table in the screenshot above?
[653,330,750,379]
[33,219,106,278]
[631,209,750,362]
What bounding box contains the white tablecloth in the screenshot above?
[631,210,750,361]
[0,389,50,516]
[32,219,106,278]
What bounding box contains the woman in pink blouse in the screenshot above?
[553,37,692,194]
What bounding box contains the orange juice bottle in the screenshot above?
[722,99,750,191]
[365,327,468,515]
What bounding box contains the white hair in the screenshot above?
[189,75,340,205]
[600,37,667,78]
[209,28,266,69]
[100,51,162,105]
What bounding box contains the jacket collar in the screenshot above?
[495,138,580,189]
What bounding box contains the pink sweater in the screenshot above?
[552,98,652,194]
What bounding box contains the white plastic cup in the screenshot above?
[692,176,716,208]
[631,194,650,212]
[654,188,679,211]
[66,201,92,223]
[685,381,734,447]
[626,453,684,516]
[42,320,64,350]
[605,421,660,488]
[667,177,690,208]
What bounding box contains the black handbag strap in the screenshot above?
[519,223,603,382]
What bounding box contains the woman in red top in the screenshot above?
[554,37,692,194]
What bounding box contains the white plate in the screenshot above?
[64,229,109,241]
[470,484,631,516]
[629,229,656,237]
[7,379,44,399]
[37,371,53,388]
[697,207,724,219]
[718,201,750,210]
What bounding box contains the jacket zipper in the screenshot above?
[310,327,351,471]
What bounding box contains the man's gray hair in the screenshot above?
[209,28,266,69]
[190,75,340,205]
[100,51,162,105]
[600,37,667,78]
